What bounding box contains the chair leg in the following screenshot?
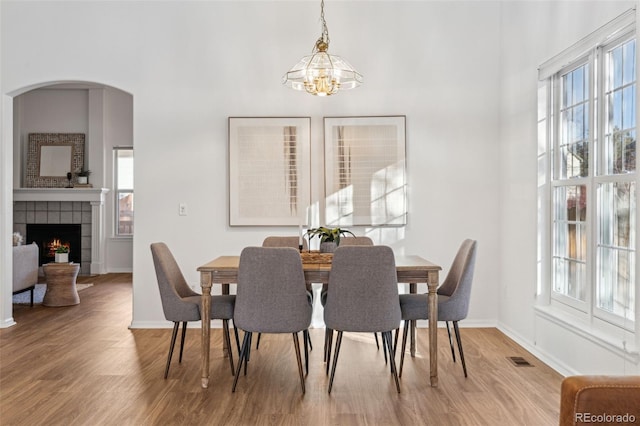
[383,331,401,393]
[446,321,457,363]
[293,333,306,394]
[328,331,343,394]
[382,333,388,364]
[325,328,334,376]
[30,288,34,307]
[393,328,399,357]
[244,332,253,376]
[453,321,468,377]
[164,322,180,379]
[303,330,309,375]
[306,330,313,351]
[399,320,410,378]
[256,332,262,349]
[222,319,235,375]
[232,331,252,392]
[232,320,241,355]
[374,332,380,349]
[178,321,188,363]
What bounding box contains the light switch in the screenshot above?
[179,203,187,216]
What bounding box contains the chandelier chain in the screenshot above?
[315,0,330,51]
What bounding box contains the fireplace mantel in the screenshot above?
[13,188,109,203]
[13,188,110,274]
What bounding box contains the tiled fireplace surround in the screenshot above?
[13,189,109,275]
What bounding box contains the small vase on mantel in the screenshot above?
[319,242,337,253]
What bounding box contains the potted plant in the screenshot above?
[55,246,69,263]
[306,227,355,253]
[76,168,91,185]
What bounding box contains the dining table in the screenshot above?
[197,253,441,389]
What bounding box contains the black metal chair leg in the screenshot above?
[399,320,409,377]
[244,332,252,376]
[306,331,313,351]
[328,331,343,394]
[232,331,252,392]
[232,320,241,355]
[393,328,399,357]
[303,330,309,375]
[164,322,180,379]
[446,321,457,363]
[222,319,235,375]
[382,333,388,364]
[453,321,468,377]
[30,288,34,307]
[178,321,188,363]
[256,332,262,349]
[383,331,401,393]
[293,333,306,394]
[374,332,380,349]
[325,328,334,376]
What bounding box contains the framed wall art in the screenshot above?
[324,116,407,226]
[229,117,311,226]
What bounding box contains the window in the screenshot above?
[114,147,134,236]
[538,11,636,331]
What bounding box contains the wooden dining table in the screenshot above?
[197,253,441,389]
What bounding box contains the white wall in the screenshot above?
[498,0,640,375]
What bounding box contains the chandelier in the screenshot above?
[282,0,363,96]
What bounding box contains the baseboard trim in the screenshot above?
[0,317,17,328]
[128,320,226,329]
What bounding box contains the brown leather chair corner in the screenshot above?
[560,375,640,425]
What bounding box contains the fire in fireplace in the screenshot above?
[26,224,82,265]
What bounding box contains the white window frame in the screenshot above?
[114,146,134,237]
[537,9,638,345]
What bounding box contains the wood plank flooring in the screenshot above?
[0,274,562,425]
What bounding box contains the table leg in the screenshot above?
[427,273,438,387]
[201,272,212,389]
[409,283,416,357]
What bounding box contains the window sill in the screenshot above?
[534,304,639,364]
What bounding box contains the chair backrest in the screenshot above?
[338,236,374,246]
[235,246,312,333]
[262,236,308,250]
[324,245,400,333]
[437,239,477,320]
[150,242,200,321]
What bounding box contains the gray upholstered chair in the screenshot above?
[258,236,312,351]
[324,245,401,394]
[398,239,477,378]
[150,242,236,379]
[232,246,313,393]
[320,236,377,363]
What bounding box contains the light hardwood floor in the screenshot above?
[1,274,562,425]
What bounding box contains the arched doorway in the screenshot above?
[1,81,133,327]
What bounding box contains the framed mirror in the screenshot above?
[25,133,85,188]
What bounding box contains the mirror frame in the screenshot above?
[25,133,85,188]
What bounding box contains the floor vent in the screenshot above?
[508,356,533,367]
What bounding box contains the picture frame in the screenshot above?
[25,133,85,188]
[323,116,407,226]
[229,117,311,226]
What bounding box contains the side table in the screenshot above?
[43,263,81,307]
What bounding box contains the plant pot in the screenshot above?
[55,253,69,263]
[77,176,88,184]
[320,242,337,253]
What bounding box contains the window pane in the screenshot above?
[560,65,589,179]
[597,182,636,320]
[605,39,636,175]
[118,192,134,235]
[553,185,587,301]
[117,149,134,190]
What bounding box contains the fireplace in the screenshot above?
[27,224,82,266]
